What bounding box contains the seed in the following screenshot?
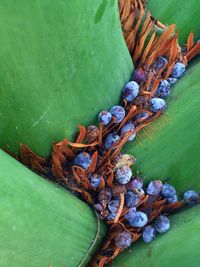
[122,81,139,102]
[125,207,137,222]
[98,111,112,125]
[161,183,176,198]
[155,80,171,98]
[73,152,92,170]
[155,215,170,233]
[133,68,147,84]
[90,174,101,188]
[142,225,156,243]
[98,188,112,204]
[127,177,143,190]
[154,56,168,70]
[146,180,163,195]
[183,190,199,204]
[149,98,167,113]
[167,77,177,85]
[115,166,132,184]
[110,106,126,123]
[115,231,132,249]
[129,211,148,227]
[108,199,120,213]
[125,191,140,207]
[120,122,136,141]
[104,132,120,150]
[171,62,186,78]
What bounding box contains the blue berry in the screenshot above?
[115,166,132,184]
[166,194,178,204]
[161,183,176,198]
[133,68,147,84]
[134,112,149,121]
[129,211,148,228]
[73,152,92,170]
[107,212,116,221]
[149,98,167,113]
[125,191,140,207]
[110,106,126,123]
[98,111,112,125]
[171,62,186,78]
[94,203,103,212]
[142,226,156,243]
[167,77,177,85]
[120,122,136,141]
[108,199,120,213]
[98,188,112,204]
[127,177,143,190]
[183,190,199,204]
[125,207,137,222]
[115,231,132,249]
[122,81,139,102]
[90,174,101,188]
[146,180,163,195]
[155,56,168,70]
[155,215,170,233]
[155,80,170,98]
[104,132,120,150]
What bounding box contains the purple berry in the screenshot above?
[154,56,168,70]
[149,98,167,113]
[129,211,148,228]
[167,77,177,85]
[133,68,147,84]
[122,81,139,102]
[120,122,136,141]
[98,111,112,125]
[125,191,140,207]
[108,199,120,213]
[94,203,103,212]
[155,80,170,98]
[146,180,163,195]
[110,106,125,123]
[183,190,199,204]
[127,177,143,190]
[134,112,149,121]
[125,207,137,222]
[98,188,112,204]
[142,226,156,243]
[90,174,101,188]
[171,62,186,78]
[107,212,116,221]
[115,166,132,184]
[166,194,178,204]
[104,132,120,150]
[73,152,92,170]
[161,183,176,198]
[155,215,170,233]
[115,231,132,249]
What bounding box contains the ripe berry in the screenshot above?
[120,122,136,141]
[73,152,92,170]
[93,203,103,212]
[129,211,148,227]
[108,199,120,213]
[122,81,139,102]
[115,232,132,249]
[142,226,156,243]
[155,215,170,233]
[115,166,132,184]
[133,68,147,84]
[98,188,112,204]
[107,212,116,221]
[127,177,143,190]
[90,174,101,188]
[98,111,112,125]
[155,80,171,98]
[155,56,168,70]
[125,207,137,222]
[104,132,120,150]
[149,98,167,113]
[161,183,176,198]
[171,62,186,78]
[183,190,199,204]
[125,191,140,207]
[110,106,125,123]
[167,77,177,85]
[146,180,163,195]
[134,112,149,121]
[166,194,178,204]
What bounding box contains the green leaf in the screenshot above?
[0,150,105,266]
[112,206,200,267]
[148,0,200,44]
[125,59,200,192]
[0,0,132,157]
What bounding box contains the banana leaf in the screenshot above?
[0,0,132,157]
[0,149,105,266]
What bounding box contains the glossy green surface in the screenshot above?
[0,150,105,266]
